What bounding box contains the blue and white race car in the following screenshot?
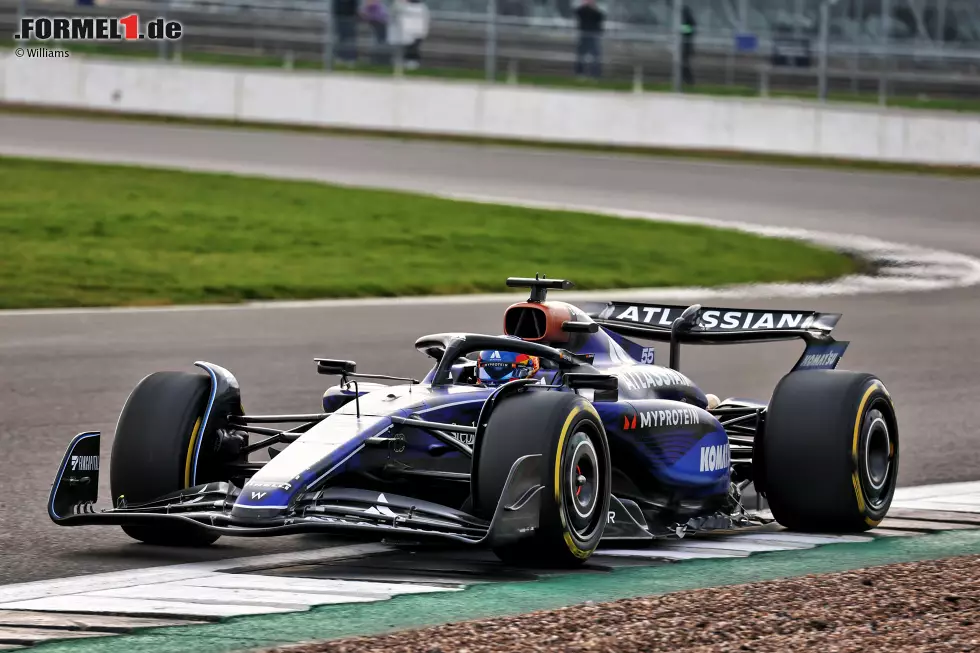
[50,276,899,566]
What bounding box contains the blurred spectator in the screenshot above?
[360,0,389,64]
[681,4,696,85]
[499,0,527,17]
[574,0,604,79]
[390,0,430,70]
[333,0,360,65]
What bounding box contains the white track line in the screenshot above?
[723,533,874,545]
[596,550,745,560]
[0,542,460,618]
[891,481,980,513]
[0,543,395,605]
[892,480,980,501]
[0,192,978,317]
[0,596,298,618]
[892,481,980,513]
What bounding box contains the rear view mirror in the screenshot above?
[315,359,357,376]
[562,320,599,334]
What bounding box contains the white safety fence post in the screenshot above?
[671,0,682,92]
[878,0,891,105]
[485,0,497,82]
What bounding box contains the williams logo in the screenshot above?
[699,444,729,472]
[70,455,99,471]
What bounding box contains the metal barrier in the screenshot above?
[3,0,979,105]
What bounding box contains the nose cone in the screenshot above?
[231,481,295,522]
[229,411,397,523]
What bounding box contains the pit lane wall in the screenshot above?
[2,53,979,166]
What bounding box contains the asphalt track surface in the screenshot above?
[1,114,980,585]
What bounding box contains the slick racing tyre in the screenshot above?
[473,390,611,567]
[110,371,220,546]
[762,370,899,532]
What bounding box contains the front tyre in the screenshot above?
[473,391,611,567]
[763,370,899,532]
[110,371,221,546]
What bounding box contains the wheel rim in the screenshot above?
[563,428,603,539]
[860,402,896,510]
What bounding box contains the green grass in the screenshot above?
[0,156,857,309]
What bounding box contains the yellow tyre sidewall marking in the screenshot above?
[554,402,602,559]
[184,416,203,489]
[851,383,883,527]
[554,407,581,503]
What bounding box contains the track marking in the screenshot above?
[891,481,980,514]
[892,480,980,501]
[595,550,744,560]
[0,596,297,618]
[649,540,803,553]
[0,610,201,631]
[889,500,980,513]
[873,518,979,531]
[723,533,874,545]
[177,575,455,597]
[0,626,109,645]
[867,529,922,537]
[0,543,393,605]
[884,507,980,524]
[85,585,382,610]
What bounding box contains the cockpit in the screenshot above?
[433,298,601,386]
[415,277,605,387]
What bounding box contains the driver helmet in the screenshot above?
[477,350,540,386]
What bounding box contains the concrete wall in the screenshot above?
[3,52,979,166]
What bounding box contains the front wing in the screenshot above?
[48,432,544,547]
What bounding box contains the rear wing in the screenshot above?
[583,301,847,372]
[586,301,840,344]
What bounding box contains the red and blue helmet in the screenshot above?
[477,350,540,385]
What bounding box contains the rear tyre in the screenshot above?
[473,391,610,567]
[763,370,899,532]
[110,371,220,546]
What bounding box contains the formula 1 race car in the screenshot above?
[49,276,900,566]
